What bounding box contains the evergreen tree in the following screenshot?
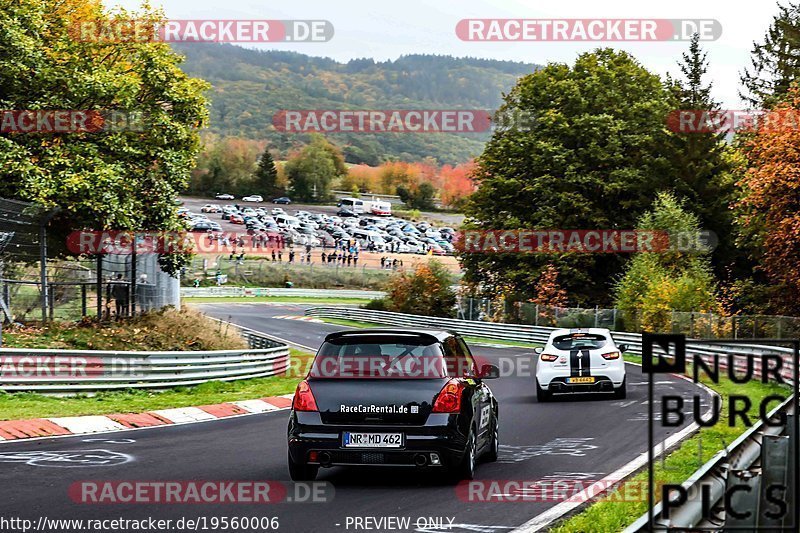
[666,34,738,278]
[252,149,279,196]
[740,1,800,108]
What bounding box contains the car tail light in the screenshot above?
[292,380,318,411]
[601,351,621,360]
[540,353,559,362]
[432,379,465,413]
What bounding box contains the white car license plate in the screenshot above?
[342,432,403,448]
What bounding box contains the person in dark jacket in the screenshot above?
[109,273,128,319]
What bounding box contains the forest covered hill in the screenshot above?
[173,43,539,165]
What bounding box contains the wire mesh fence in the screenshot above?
[456,297,800,340]
[0,196,179,328]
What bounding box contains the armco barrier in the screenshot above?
[181,287,385,299]
[303,307,796,378]
[623,395,796,532]
[0,327,290,393]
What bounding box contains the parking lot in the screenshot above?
[178,196,462,272]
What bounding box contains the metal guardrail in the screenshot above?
[303,307,795,375]
[0,327,290,393]
[623,397,796,532]
[304,307,798,530]
[181,287,385,299]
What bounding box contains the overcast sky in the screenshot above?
[104,0,783,108]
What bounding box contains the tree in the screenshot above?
[252,149,280,197]
[385,260,456,317]
[736,88,800,314]
[397,182,436,210]
[461,49,676,305]
[740,2,800,108]
[665,34,738,278]
[284,136,345,201]
[0,0,209,274]
[530,265,568,308]
[188,136,263,196]
[440,162,476,208]
[614,193,720,331]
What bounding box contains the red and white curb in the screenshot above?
[0,394,294,442]
[272,315,323,323]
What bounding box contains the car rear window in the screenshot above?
[310,335,446,379]
[552,333,608,350]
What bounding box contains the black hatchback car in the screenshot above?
[287,329,499,480]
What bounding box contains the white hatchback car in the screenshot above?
[534,328,628,402]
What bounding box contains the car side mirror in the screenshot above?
[533,347,544,354]
[478,364,500,379]
[618,344,629,353]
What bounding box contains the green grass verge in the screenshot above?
[183,296,371,305]
[0,349,312,420]
[550,362,790,532]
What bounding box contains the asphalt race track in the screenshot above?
[0,303,712,533]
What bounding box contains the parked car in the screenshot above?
[201,204,222,213]
[215,193,235,200]
[273,197,292,204]
[242,195,263,202]
[337,208,359,218]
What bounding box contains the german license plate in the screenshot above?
[567,377,595,384]
[342,432,403,448]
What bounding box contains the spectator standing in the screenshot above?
[110,273,129,319]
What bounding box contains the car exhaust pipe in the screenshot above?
[413,453,427,466]
[318,452,332,466]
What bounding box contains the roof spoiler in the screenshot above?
[324,329,441,342]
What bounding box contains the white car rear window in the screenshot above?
[552,333,608,350]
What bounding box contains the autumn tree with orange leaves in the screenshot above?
[385,260,456,317]
[737,88,800,314]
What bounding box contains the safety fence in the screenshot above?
[181,286,386,299]
[183,256,398,291]
[0,325,290,393]
[459,298,800,340]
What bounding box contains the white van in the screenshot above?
[275,214,301,229]
[368,200,391,216]
[339,197,366,214]
[352,229,386,251]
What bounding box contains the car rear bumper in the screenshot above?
[287,411,468,468]
[546,376,618,393]
[537,365,625,390]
